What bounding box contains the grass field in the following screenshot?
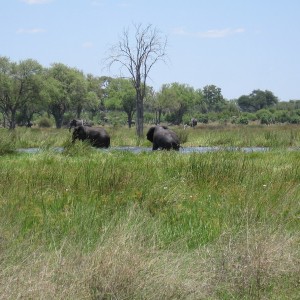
[0,124,299,299]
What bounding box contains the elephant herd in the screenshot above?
[69,119,181,151]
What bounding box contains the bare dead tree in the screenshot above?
[106,23,167,137]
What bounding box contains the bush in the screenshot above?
[38,117,53,128]
[198,114,209,124]
[238,116,249,125]
[260,114,275,125]
[289,115,300,124]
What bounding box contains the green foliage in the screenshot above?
[202,84,226,112]
[198,114,209,123]
[157,82,201,124]
[37,117,53,128]
[1,57,299,133]
[0,57,43,129]
[257,109,275,125]
[238,89,278,112]
[238,116,249,124]
[105,78,136,127]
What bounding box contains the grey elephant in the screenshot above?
[190,118,197,128]
[72,125,110,148]
[69,119,93,132]
[146,125,180,151]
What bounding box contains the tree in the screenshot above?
[106,23,167,137]
[202,85,226,112]
[69,70,88,118]
[42,63,87,128]
[0,57,43,128]
[237,89,278,112]
[106,78,136,127]
[86,75,111,113]
[157,83,199,124]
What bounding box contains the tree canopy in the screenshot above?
[0,55,299,129]
[237,89,279,112]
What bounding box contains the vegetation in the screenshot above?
[1,55,299,133]
[0,125,299,299]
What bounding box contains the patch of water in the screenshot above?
[17,146,269,154]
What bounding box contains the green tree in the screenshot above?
[157,83,198,125]
[106,78,136,128]
[106,23,167,137]
[237,89,278,112]
[42,63,85,128]
[202,85,226,112]
[0,57,43,129]
[69,70,88,118]
[86,75,112,112]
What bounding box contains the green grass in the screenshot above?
[1,123,300,151]
[0,124,299,299]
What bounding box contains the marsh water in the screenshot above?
[17,146,270,154]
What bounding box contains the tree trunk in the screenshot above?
[9,109,17,129]
[54,114,64,128]
[127,112,132,128]
[136,91,144,137]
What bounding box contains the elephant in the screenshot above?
[72,125,110,148]
[146,125,180,151]
[190,118,197,128]
[69,119,93,131]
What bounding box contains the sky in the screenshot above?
[1,0,300,101]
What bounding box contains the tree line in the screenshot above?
[0,55,299,130]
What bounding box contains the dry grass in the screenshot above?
[1,209,299,300]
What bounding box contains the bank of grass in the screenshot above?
[1,123,299,151]
[0,142,299,299]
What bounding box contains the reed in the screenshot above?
[0,140,299,298]
[1,123,300,149]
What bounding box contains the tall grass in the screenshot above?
[1,123,300,149]
[0,142,299,298]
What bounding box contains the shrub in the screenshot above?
[238,116,249,125]
[198,114,209,124]
[260,114,275,125]
[38,117,53,128]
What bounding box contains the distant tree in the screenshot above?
[237,89,278,112]
[42,63,86,128]
[202,85,226,112]
[275,99,300,110]
[157,82,199,125]
[106,23,167,137]
[86,75,112,112]
[68,70,88,118]
[106,78,136,127]
[0,57,43,129]
[144,87,162,124]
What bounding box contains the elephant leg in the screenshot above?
[152,143,159,150]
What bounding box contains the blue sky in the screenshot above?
[1,0,300,101]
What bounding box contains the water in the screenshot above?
[17,146,270,154]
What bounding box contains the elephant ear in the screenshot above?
[73,125,83,134]
[146,126,155,142]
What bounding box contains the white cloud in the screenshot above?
[21,0,52,4]
[17,28,45,34]
[173,27,245,38]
